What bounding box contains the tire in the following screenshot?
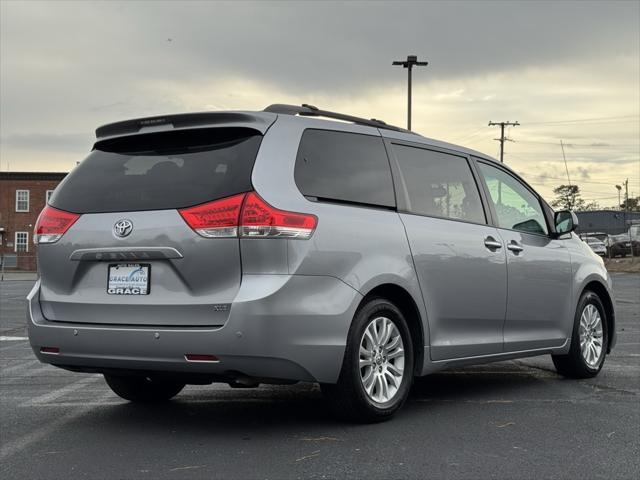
[104,374,185,402]
[321,297,414,423]
[552,291,608,379]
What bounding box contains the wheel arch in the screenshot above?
[581,280,615,353]
[360,283,425,375]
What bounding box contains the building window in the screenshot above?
[16,190,30,212]
[15,231,29,252]
[46,190,55,204]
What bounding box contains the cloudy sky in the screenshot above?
[1,0,639,206]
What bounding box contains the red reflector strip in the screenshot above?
[184,354,219,362]
[40,347,60,354]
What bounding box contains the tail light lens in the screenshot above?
[240,192,317,239]
[34,206,80,244]
[178,193,245,238]
[179,192,317,239]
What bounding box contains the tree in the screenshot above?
[551,184,587,211]
[620,196,640,212]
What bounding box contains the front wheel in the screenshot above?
[321,297,414,423]
[105,374,185,402]
[552,291,608,378]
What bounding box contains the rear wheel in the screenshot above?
[104,374,185,402]
[552,291,608,378]
[321,297,414,423]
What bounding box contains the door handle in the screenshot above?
[507,241,524,253]
[484,237,503,250]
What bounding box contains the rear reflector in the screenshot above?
[34,206,80,244]
[40,347,60,354]
[179,191,317,240]
[185,354,219,362]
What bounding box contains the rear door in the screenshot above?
[39,127,263,327]
[388,142,508,360]
[475,160,572,351]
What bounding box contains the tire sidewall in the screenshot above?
[347,298,414,417]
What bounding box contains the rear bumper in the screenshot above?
[28,275,362,384]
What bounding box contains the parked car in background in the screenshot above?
[585,232,609,243]
[605,234,637,257]
[584,237,606,256]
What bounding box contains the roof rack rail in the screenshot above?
[263,104,409,133]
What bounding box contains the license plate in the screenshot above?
[107,264,150,295]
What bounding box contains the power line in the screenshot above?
[519,172,640,187]
[514,140,639,148]
[526,115,639,125]
[449,126,489,144]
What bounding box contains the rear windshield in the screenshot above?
[50,127,262,213]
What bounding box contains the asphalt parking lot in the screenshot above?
[1,274,638,480]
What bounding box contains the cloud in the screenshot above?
[1,1,638,204]
[1,133,90,152]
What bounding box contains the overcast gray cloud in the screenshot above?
[2,1,638,92]
[1,0,638,205]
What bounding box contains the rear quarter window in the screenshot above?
[294,129,395,208]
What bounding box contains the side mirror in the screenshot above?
[554,210,579,235]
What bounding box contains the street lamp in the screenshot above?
[392,55,428,131]
[616,185,622,210]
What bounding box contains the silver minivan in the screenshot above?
[28,104,616,422]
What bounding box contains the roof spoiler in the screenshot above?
[95,112,275,140]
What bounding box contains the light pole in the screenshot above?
[616,185,622,210]
[392,55,428,131]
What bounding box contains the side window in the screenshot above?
[477,162,548,235]
[295,129,395,208]
[392,144,486,224]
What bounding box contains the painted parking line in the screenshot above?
[25,375,101,406]
[0,341,31,352]
[0,359,40,375]
[0,336,29,341]
[2,365,58,385]
[1,391,113,462]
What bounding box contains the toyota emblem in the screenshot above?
[113,219,134,238]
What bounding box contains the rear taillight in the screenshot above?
[34,206,80,244]
[178,193,245,238]
[179,192,317,240]
[240,192,317,239]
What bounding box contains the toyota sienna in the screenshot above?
[28,104,616,422]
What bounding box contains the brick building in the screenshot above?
[0,172,67,271]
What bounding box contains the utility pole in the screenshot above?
[392,55,428,131]
[616,184,622,210]
[488,121,519,163]
[624,178,629,212]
